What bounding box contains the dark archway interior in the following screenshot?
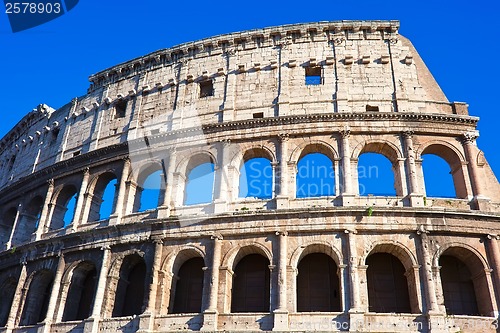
[366,253,411,313]
[297,253,340,312]
[172,257,204,314]
[231,254,270,313]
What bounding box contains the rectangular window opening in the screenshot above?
[115,99,127,119]
[73,151,81,157]
[199,80,214,98]
[305,66,322,85]
[366,105,379,112]
[253,112,264,119]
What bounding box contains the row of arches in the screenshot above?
[0,139,474,248]
[0,241,494,328]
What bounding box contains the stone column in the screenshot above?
[138,238,163,332]
[276,134,290,209]
[340,130,355,205]
[403,131,424,206]
[273,231,289,331]
[109,157,131,225]
[461,132,489,209]
[202,234,222,331]
[486,234,500,313]
[71,168,90,230]
[416,227,439,314]
[41,254,65,332]
[86,245,111,333]
[345,229,361,312]
[214,140,231,213]
[6,203,22,249]
[35,179,55,240]
[158,149,176,218]
[6,261,27,329]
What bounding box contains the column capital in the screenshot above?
[275,230,288,237]
[47,178,55,187]
[487,234,500,240]
[218,139,231,147]
[151,237,164,245]
[461,131,479,144]
[339,129,351,138]
[402,130,414,138]
[100,245,111,251]
[82,167,90,175]
[277,133,290,142]
[344,228,357,234]
[416,225,430,236]
[210,233,223,241]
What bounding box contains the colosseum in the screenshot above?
[0,20,498,333]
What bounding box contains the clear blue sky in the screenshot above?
[1,0,499,187]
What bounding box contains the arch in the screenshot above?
[435,245,494,316]
[62,261,98,321]
[365,253,412,313]
[363,241,418,270]
[290,242,343,268]
[12,195,44,245]
[133,162,165,212]
[181,153,216,205]
[0,276,18,327]
[50,184,78,230]
[112,253,147,317]
[171,257,205,314]
[20,269,54,326]
[87,171,118,222]
[289,140,339,165]
[161,245,206,275]
[419,142,468,199]
[351,140,403,162]
[231,254,270,313]
[222,243,273,271]
[0,207,17,246]
[297,253,341,312]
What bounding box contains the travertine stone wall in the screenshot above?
[0,21,499,333]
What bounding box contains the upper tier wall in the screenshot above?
[0,21,475,188]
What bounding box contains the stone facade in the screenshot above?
[0,20,499,333]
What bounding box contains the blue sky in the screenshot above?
[1,0,499,200]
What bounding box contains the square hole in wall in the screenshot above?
[199,80,214,97]
[253,112,264,119]
[305,66,322,85]
[114,99,127,118]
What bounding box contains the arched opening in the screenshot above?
[421,144,467,199]
[422,154,456,198]
[135,168,164,212]
[0,277,17,327]
[51,185,78,230]
[231,254,270,313]
[184,156,215,205]
[297,253,340,312]
[358,153,396,196]
[172,257,204,314]
[62,262,98,321]
[12,196,44,245]
[239,157,273,199]
[296,153,335,198]
[0,207,17,246]
[366,253,411,313]
[88,173,118,222]
[20,270,54,326]
[112,254,147,317]
[439,255,478,316]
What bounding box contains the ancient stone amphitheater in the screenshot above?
[0,20,499,333]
